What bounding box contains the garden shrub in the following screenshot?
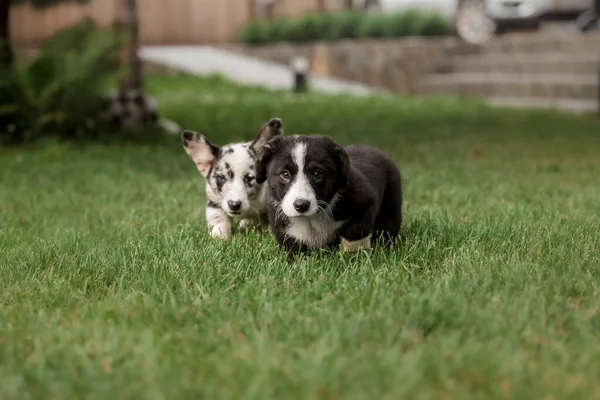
[269,19,295,42]
[387,9,421,37]
[279,18,307,43]
[327,11,363,39]
[387,10,450,38]
[0,20,136,144]
[356,13,394,38]
[420,13,453,37]
[0,20,126,145]
[238,21,271,45]
[238,10,452,45]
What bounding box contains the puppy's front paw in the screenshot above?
[341,235,372,252]
[238,218,254,231]
[210,225,231,240]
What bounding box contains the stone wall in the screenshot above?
[224,38,460,94]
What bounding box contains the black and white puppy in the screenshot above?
[181,118,283,240]
[256,134,402,257]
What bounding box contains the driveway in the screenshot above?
[140,46,382,96]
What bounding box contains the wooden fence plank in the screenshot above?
[10,0,333,46]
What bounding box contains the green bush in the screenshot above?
[387,10,452,38]
[420,13,453,37]
[238,21,271,45]
[357,13,394,38]
[327,11,363,39]
[387,9,421,37]
[279,19,307,43]
[238,10,452,45]
[292,14,324,42]
[268,19,295,42]
[0,20,125,145]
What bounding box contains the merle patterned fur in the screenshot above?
[181,118,283,240]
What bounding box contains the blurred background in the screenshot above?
[1,0,598,144]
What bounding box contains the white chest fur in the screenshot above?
[285,215,344,249]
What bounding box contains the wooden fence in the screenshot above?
[10,0,346,46]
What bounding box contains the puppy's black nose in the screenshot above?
[182,130,195,142]
[293,199,311,213]
[228,200,242,212]
[268,118,282,129]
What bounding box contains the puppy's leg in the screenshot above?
[239,213,268,232]
[339,221,374,253]
[206,206,232,240]
[373,172,402,248]
[341,235,372,252]
[238,218,254,231]
[259,212,269,227]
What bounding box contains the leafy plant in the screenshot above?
[388,9,422,37]
[0,20,125,145]
[357,13,393,38]
[295,13,332,42]
[238,10,452,45]
[238,21,271,45]
[387,10,451,38]
[420,13,452,37]
[328,11,363,39]
[268,18,295,42]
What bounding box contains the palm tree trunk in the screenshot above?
[0,0,12,67]
[121,0,141,91]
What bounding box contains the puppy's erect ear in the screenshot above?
[329,140,349,184]
[250,118,283,152]
[255,135,283,184]
[181,130,220,177]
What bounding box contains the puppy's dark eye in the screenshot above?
[280,170,291,181]
[313,169,324,181]
[244,175,255,186]
[215,175,226,185]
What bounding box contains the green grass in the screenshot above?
[2,74,600,399]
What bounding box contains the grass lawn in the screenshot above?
[2,74,600,399]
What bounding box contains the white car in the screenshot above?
[355,0,593,44]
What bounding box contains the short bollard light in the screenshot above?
[291,56,309,93]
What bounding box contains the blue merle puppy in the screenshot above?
[181,118,283,240]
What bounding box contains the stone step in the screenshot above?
[452,53,600,75]
[418,73,598,100]
[481,33,600,54]
[486,97,598,114]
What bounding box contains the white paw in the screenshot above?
[210,225,231,240]
[342,235,372,252]
[238,218,254,231]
